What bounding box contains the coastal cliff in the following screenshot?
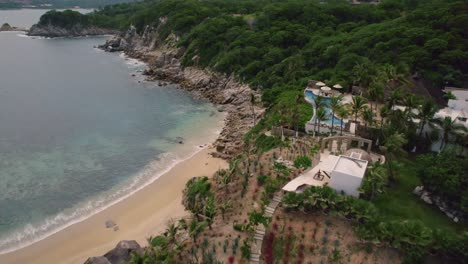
[98,25,265,160]
[82,24,265,263]
[28,24,118,37]
[27,9,118,38]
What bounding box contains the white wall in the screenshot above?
[329,171,363,197]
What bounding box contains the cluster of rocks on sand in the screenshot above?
[85,240,143,264]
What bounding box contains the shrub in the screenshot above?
[417,151,468,213]
[282,186,468,262]
[240,239,251,259]
[257,175,268,186]
[255,134,277,153]
[293,155,312,169]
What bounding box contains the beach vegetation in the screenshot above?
[182,177,212,214]
[416,151,468,214]
[283,186,468,263]
[293,155,312,169]
[36,0,467,108]
[42,0,468,262]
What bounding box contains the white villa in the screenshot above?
[283,147,375,197]
[436,87,468,128]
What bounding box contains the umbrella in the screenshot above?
[321,86,331,91]
[316,81,326,86]
[333,84,343,89]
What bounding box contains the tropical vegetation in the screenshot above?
[33,0,468,263]
[283,186,468,263]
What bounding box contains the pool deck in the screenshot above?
[304,88,352,134]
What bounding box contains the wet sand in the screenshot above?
[0,147,227,264]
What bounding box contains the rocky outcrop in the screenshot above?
[145,56,264,159]
[0,23,12,31]
[84,256,111,264]
[85,240,143,264]
[98,26,265,159]
[0,23,27,32]
[413,186,464,223]
[28,24,118,38]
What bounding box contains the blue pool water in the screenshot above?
[305,90,344,126]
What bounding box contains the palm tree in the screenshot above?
[316,107,329,134]
[165,222,179,244]
[367,82,384,112]
[362,107,374,131]
[330,94,344,135]
[189,219,208,243]
[387,88,403,110]
[292,93,302,137]
[336,107,349,135]
[313,95,326,133]
[250,93,256,126]
[360,162,387,201]
[350,96,368,122]
[204,196,216,229]
[417,100,438,138]
[432,116,467,151]
[218,200,232,220]
[381,132,407,181]
[379,105,390,132]
[402,94,420,121]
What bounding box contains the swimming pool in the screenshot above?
[305,90,344,127]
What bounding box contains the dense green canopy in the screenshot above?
[72,0,467,98]
[36,0,467,108]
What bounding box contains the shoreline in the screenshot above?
[0,146,228,264]
[0,32,258,263]
[0,42,228,262]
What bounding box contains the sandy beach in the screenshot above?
[0,147,227,264]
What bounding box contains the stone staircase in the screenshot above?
[250,192,283,264]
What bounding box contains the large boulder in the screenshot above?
[1,23,12,31]
[103,240,143,264]
[84,256,111,264]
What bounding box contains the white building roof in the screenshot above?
[282,154,368,192]
[448,99,468,111]
[281,155,338,192]
[433,88,468,128]
[332,155,367,179]
[451,90,468,101]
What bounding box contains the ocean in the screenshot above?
[0,9,224,253]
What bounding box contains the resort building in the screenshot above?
[328,154,368,197]
[283,147,373,197]
[436,87,468,128]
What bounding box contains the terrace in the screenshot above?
[282,136,384,197]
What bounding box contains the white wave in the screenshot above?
[0,117,224,255]
[15,33,29,38]
[118,52,146,68]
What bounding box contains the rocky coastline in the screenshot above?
[24,22,264,263]
[0,23,27,32]
[28,24,118,38]
[81,26,264,264]
[98,26,264,160]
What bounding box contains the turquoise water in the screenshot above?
[305,90,344,126]
[0,15,223,253]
